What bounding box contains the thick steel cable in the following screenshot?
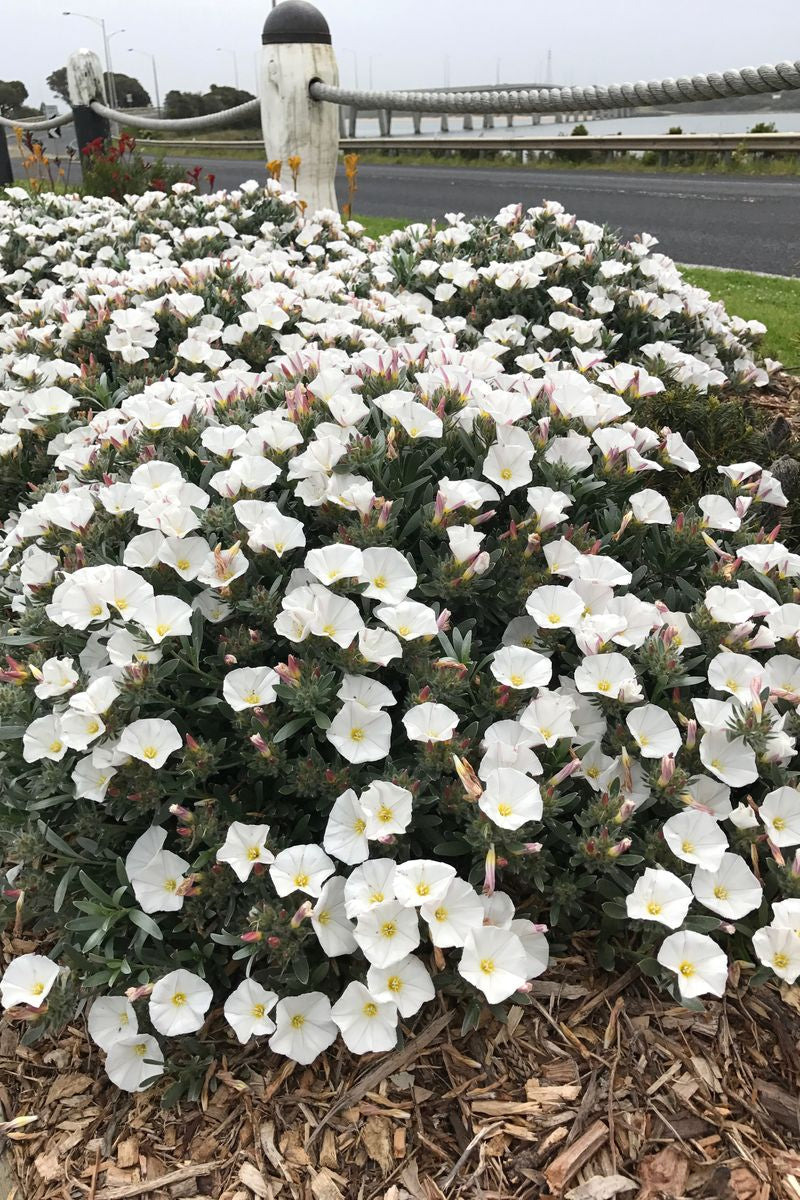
[310,59,800,113]
[0,112,73,131]
[89,98,260,131]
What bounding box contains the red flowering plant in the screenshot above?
[81,133,199,201]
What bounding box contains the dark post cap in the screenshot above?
[262,1,331,45]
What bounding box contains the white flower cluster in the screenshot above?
[0,182,796,1092]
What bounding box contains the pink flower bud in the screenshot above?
[483,845,497,896]
[522,842,543,855]
[549,758,581,787]
[658,754,675,786]
[224,653,238,665]
[607,837,632,858]
[290,901,313,929]
[685,719,697,750]
[240,930,263,943]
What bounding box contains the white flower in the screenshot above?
[135,594,193,643]
[376,600,438,641]
[759,786,800,846]
[358,627,403,665]
[33,656,78,699]
[626,868,693,929]
[343,859,397,919]
[479,768,543,830]
[394,860,457,908]
[331,981,398,1054]
[149,969,212,1036]
[216,822,274,881]
[526,584,584,630]
[421,878,484,948]
[268,844,335,898]
[707,651,761,698]
[459,926,528,1004]
[118,718,182,769]
[629,489,671,525]
[23,715,68,763]
[662,810,727,871]
[698,730,758,787]
[519,693,576,747]
[354,900,420,967]
[490,646,552,689]
[327,702,392,763]
[358,547,417,604]
[268,992,338,1064]
[323,789,370,864]
[574,652,639,700]
[510,919,550,979]
[311,876,358,956]
[129,849,190,914]
[305,544,364,585]
[222,666,280,711]
[337,675,396,710]
[770,899,800,934]
[105,1035,164,1092]
[402,702,459,743]
[0,954,60,1009]
[158,535,211,580]
[626,704,681,759]
[657,930,728,998]
[88,996,138,1050]
[224,978,278,1043]
[691,852,762,920]
[367,954,435,1018]
[752,926,800,984]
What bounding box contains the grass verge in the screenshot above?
[681,266,800,367]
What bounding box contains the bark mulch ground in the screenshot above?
[1,957,800,1200]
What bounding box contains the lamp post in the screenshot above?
[62,11,120,108]
[216,47,240,89]
[128,47,161,114]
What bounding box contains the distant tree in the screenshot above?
[47,67,69,104]
[164,90,206,120]
[0,79,29,117]
[749,120,777,133]
[203,84,256,128]
[106,73,151,108]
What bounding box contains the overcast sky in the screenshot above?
[5,0,799,108]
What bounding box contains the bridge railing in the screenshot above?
[1,0,798,213]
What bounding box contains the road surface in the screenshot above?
[178,157,800,276]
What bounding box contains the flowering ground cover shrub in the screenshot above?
[0,182,798,1100]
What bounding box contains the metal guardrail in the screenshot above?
[132,132,800,154]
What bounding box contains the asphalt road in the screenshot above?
[181,157,800,276]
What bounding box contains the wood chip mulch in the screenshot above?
[745,372,800,438]
[1,958,800,1200]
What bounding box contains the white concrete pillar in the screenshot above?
[259,0,339,215]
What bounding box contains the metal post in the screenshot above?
[260,0,340,214]
[0,128,13,185]
[67,49,111,178]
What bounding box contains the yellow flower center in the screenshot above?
[172,992,186,1006]
[725,678,739,693]
[416,882,430,896]
[176,559,190,571]
[638,735,649,747]
[398,625,411,637]
[678,961,695,978]
[294,873,310,888]
[774,952,790,970]
[710,759,722,770]
[681,841,695,855]
[540,727,552,740]
[290,1013,305,1029]
[586,766,600,779]
[116,597,128,610]
[500,468,513,481]
[350,727,364,742]
[87,721,99,735]
[377,806,393,823]
[547,613,560,624]
[134,1042,147,1057]
[317,910,330,925]
[31,981,45,996]
[49,740,63,754]
[369,892,385,904]
[354,818,366,834]
[251,1004,266,1019]
[274,542,285,554]
[509,674,524,687]
[142,746,158,760]
[479,958,496,975]
[597,679,611,692]
[713,885,729,901]
[246,846,261,861]
[497,803,513,817]
[773,817,787,831]
[372,575,387,589]
[244,691,261,704]
[380,921,397,939]
[322,623,336,637]
[164,878,177,893]
[387,975,402,992]
[362,1002,378,1018]
[90,603,103,617]
[646,900,662,915]
[434,907,448,922]
[155,623,170,637]
[120,1012,129,1026]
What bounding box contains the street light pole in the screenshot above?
[129,47,161,113]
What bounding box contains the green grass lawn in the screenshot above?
[354,217,799,369]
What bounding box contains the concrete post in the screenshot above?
[67,49,110,178]
[378,108,391,137]
[463,114,473,130]
[482,113,494,129]
[440,114,449,132]
[412,112,421,134]
[347,106,357,137]
[0,129,13,185]
[260,0,339,215]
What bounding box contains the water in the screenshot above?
[352,110,800,139]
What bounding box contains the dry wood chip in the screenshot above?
[310,1168,344,1200]
[45,1072,93,1104]
[238,1161,273,1198]
[565,1176,637,1200]
[544,1119,609,1193]
[636,1146,690,1199]
[362,1115,394,1174]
